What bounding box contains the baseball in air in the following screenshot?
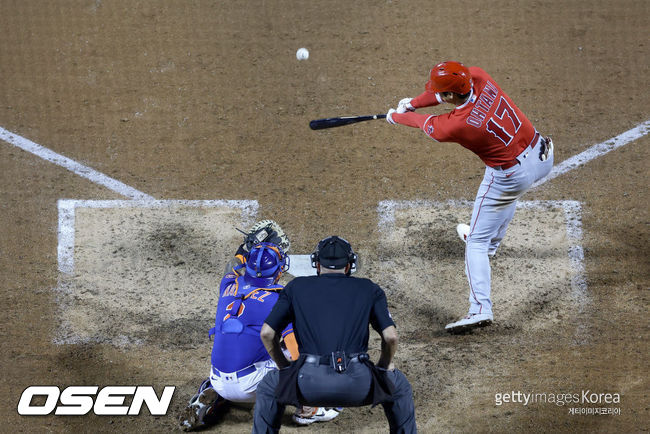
[296,48,309,60]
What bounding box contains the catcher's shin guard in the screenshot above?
[179,379,228,431]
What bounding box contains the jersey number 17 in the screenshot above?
[485,96,521,146]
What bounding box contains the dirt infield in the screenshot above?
[1,0,648,432]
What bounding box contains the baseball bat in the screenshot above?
[309,114,386,130]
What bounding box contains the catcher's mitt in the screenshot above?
[242,219,290,253]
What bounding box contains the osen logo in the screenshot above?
[18,385,175,416]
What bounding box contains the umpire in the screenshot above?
[252,236,417,433]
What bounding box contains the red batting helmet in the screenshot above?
[425,61,472,95]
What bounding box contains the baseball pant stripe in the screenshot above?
[466,173,495,313]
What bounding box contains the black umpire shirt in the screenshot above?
[265,274,395,355]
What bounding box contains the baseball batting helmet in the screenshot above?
[310,236,357,275]
[245,242,289,284]
[425,61,472,95]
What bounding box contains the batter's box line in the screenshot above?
[376,199,586,302]
[57,199,259,275]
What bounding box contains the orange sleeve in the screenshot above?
[282,332,300,361]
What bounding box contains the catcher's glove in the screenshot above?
[241,219,290,254]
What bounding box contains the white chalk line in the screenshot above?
[0,126,153,200]
[57,199,259,275]
[532,119,650,189]
[55,199,318,278]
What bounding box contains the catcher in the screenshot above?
[179,220,339,431]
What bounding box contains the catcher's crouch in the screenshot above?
[253,236,417,433]
[179,221,339,431]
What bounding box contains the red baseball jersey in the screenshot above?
[393,67,537,167]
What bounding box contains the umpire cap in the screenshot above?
[311,236,357,270]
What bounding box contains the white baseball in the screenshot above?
[296,48,309,60]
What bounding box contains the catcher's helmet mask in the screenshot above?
[245,242,289,284]
[310,236,357,275]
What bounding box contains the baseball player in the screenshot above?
[179,221,339,430]
[386,61,554,333]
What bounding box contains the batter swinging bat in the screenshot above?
[309,114,386,130]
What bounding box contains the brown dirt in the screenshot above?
[1,0,648,432]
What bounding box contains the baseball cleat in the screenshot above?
[179,386,227,431]
[445,313,493,333]
[456,224,470,242]
[292,406,341,426]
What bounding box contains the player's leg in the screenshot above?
[531,136,554,183]
[465,171,506,316]
[488,202,517,256]
[490,137,551,253]
[381,369,417,434]
[217,359,277,403]
[179,378,228,431]
[447,169,515,331]
[252,370,285,433]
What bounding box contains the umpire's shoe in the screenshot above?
[445,313,493,333]
[292,407,341,426]
[179,381,228,431]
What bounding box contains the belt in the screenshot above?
[212,363,257,379]
[499,159,519,170]
[496,132,541,170]
[303,353,366,365]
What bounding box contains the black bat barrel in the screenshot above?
[309,114,386,130]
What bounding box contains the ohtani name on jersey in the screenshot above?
[467,81,499,128]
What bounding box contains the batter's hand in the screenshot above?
[386,108,397,125]
[396,97,415,114]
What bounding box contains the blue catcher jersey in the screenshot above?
[210,272,289,372]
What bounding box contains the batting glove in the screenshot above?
[386,108,397,125]
[396,97,415,114]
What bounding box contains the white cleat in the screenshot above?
[292,406,341,426]
[445,313,494,333]
[456,224,470,242]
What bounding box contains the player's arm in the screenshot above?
[376,325,398,371]
[390,89,443,128]
[410,90,443,109]
[223,243,248,276]
[280,325,300,361]
[262,285,294,368]
[391,111,434,129]
[396,91,442,113]
[370,284,398,370]
[261,323,290,369]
